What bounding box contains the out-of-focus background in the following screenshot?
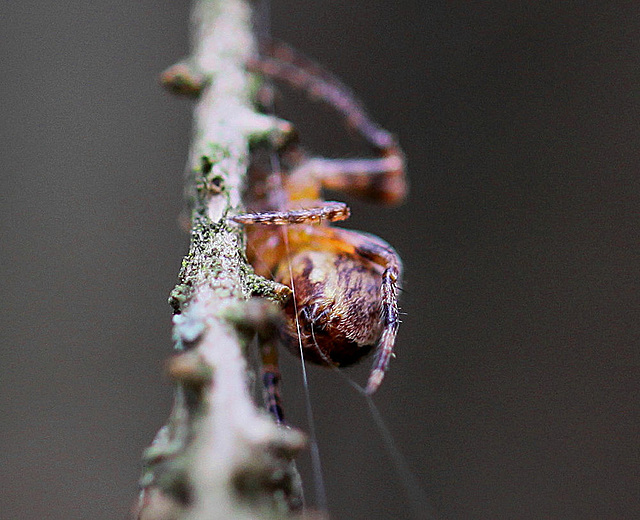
[2,2,638,519]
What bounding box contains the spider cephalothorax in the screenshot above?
[230,41,406,400]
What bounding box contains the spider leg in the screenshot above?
[231,201,350,226]
[225,298,289,423]
[329,228,402,394]
[293,152,407,206]
[249,41,395,151]
[260,335,285,424]
[248,43,407,205]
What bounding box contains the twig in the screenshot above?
[135,1,307,519]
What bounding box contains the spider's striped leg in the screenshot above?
[328,228,403,394]
[231,201,350,226]
[260,336,285,424]
[248,44,407,205]
[226,298,291,423]
[249,42,396,152]
[293,151,407,206]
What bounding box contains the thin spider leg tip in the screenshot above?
[365,369,385,395]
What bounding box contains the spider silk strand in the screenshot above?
[309,323,438,520]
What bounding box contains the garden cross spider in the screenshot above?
[230,42,407,413]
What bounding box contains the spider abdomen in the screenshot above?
[277,249,383,367]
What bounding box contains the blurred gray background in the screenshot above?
[1,2,638,519]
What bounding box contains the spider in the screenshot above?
[229,42,407,413]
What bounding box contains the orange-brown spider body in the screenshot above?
[233,42,406,397]
[243,192,390,371]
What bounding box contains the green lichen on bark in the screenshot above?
[168,216,249,313]
[168,215,289,315]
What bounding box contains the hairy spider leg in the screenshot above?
[251,40,396,151]
[234,297,291,424]
[231,201,350,226]
[260,335,285,423]
[291,153,406,206]
[336,229,402,394]
[248,47,407,205]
